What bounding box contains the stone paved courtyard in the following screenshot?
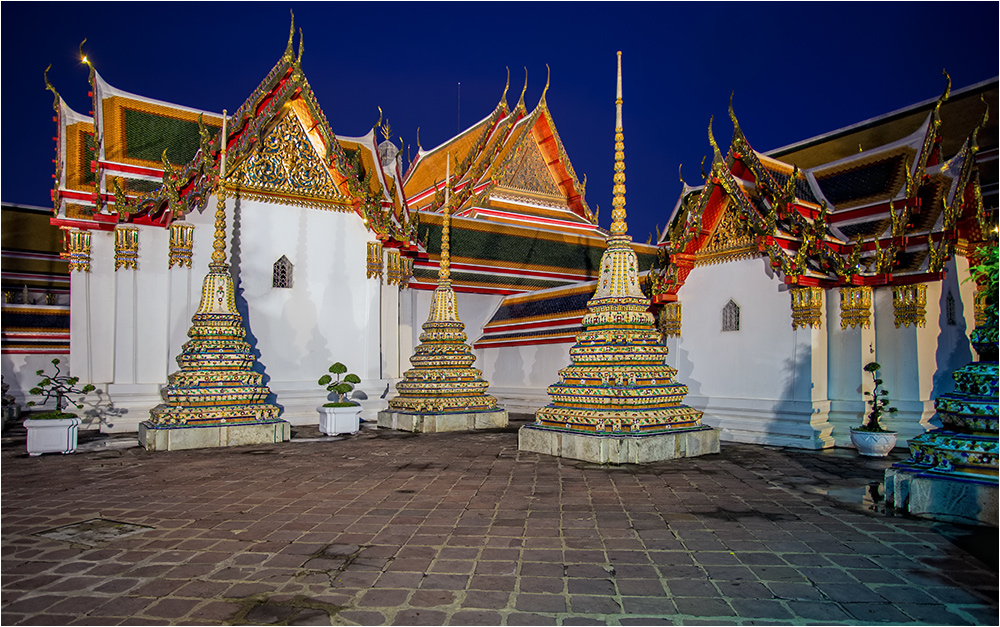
[2,416,997,625]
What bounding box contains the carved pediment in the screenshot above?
[497,137,562,197]
[230,113,350,208]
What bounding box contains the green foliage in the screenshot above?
[318,362,361,405]
[25,358,97,415]
[857,361,898,433]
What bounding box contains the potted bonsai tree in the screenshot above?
[850,361,899,456]
[317,362,362,435]
[23,358,96,456]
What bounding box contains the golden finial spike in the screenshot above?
[707,115,722,163]
[728,91,740,131]
[284,11,295,59]
[541,64,550,104]
[501,67,510,107]
[610,51,627,237]
[78,38,87,63]
[416,127,422,150]
[376,106,383,131]
[44,64,60,113]
[296,28,304,65]
[518,67,528,109]
[678,164,686,186]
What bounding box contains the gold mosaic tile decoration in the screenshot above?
[532,53,704,435]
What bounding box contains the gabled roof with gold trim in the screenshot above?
[403,71,595,235]
[653,77,995,301]
[49,16,417,248]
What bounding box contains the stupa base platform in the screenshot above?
[138,420,291,452]
[377,409,508,433]
[885,466,998,527]
[518,424,719,464]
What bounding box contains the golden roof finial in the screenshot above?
[376,106,383,131]
[44,64,60,114]
[501,67,510,109]
[296,27,304,66]
[707,115,723,165]
[728,91,742,134]
[284,11,295,61]
[609,51,627,237]
[518,67,528,110]
[416,126,422,151]
[541,63,550,105]
[79,39,95,88]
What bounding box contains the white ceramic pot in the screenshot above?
[24,416,82,456]
[850,428,898,457]
[317,405,361,435]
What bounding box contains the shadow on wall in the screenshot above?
[770,344,825,444]
[231,196,282,411]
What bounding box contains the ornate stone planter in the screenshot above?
[24,416,81,456]
[317,405,361,435]
[850,428,898,457]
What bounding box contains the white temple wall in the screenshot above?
[670,257,833,449]
[227,197,385,423]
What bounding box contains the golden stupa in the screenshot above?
[140,114,288,451]
[518,52,718,463]
[378,158,508,432]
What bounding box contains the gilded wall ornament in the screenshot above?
[790,286,823,330]
[168,222,195,269]
[839,286,872,330]
[229,113,349,209]
[114,224,139,271]
[366,241,383,281]
[62,228,91,273]
[386,249,402,285]
[659,302,682,337]
[697,206,757,266]
[893,284,927,328]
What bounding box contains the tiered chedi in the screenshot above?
[520,52,716,462]
[140,114,286,449]
[379,157,505,430]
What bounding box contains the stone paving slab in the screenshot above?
[2,416,997,626]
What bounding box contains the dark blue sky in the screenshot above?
[2,2,997,240]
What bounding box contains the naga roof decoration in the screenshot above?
[49,15,418,249]
[654,76,995,302]
[404,66,594,231]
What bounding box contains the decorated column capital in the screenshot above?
[114,224,139,271]
[892,284,927,328]
[169,221,195,269]
[839,286,872,330]
[62,227,91,273]
[790,286,823,330]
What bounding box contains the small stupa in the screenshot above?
[518,52,719,464]
[377,155,508,432]
[139,114,288,451]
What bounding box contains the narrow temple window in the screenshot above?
[945,290,956,326]
[722,299,740,332]
[273,255,293,289]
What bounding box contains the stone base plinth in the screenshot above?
[377,409,508,433]
[138,420,291,452]
[885,466,998,527]
[518,424,720,464]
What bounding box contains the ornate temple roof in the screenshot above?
[48,16,418,249]
[655,77,997,300]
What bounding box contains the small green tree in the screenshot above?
[856,361,897,432]
[26,358,96,419]
[318,362,362,407]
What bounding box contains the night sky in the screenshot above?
[2,2,997,241]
